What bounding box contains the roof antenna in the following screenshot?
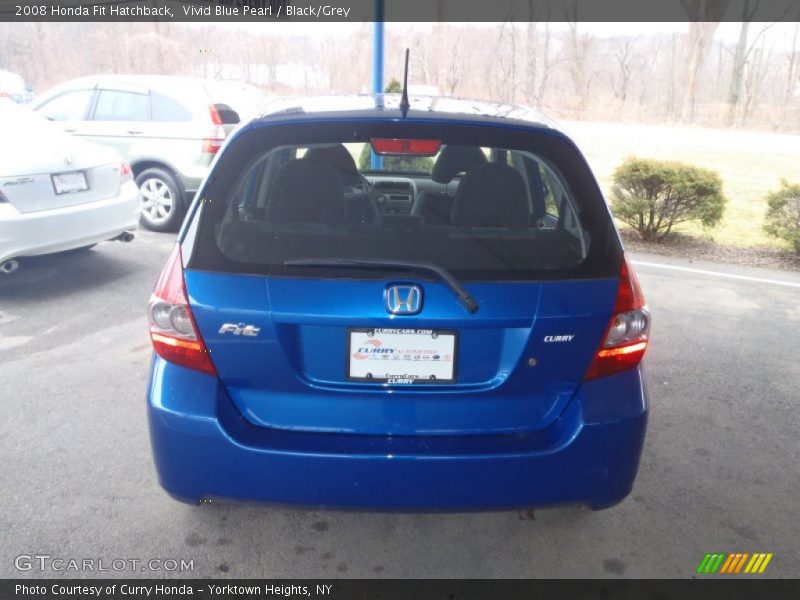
[399,48,410,117]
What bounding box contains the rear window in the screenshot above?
[93,90,148,121]
[189,120,620,281]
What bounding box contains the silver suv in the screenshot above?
[32,75,248,231]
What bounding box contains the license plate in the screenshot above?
[52,171,88,195]
[347,328,457,383]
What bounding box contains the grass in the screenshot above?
[562,121,800,249]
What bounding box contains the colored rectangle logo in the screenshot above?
[697,552,773,574]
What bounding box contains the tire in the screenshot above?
[136,167,185,232]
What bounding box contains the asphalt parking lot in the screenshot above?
[1,229,798,578]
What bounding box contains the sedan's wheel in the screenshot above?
[136,168,185,232]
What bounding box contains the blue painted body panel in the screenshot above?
[185,271,618,436]
[147,357,647,510]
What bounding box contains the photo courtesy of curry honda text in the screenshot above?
[146,93,651,511]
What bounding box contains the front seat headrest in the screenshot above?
[304,144,362,186]
[451,163,530,231]
[431,145,488,184]
[267,159,346,228]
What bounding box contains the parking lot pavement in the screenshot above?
[0,229,798,579]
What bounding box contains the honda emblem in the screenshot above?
[385,285,422,315]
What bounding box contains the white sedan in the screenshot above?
[0,101,140,273]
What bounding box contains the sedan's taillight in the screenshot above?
[148,245,216,376]
[584,256,650,380]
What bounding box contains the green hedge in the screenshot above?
[764,180,800,254]
[611,157,727,243]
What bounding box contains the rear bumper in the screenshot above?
[147,358,648,511]
[0,181,140,263]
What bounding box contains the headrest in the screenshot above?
[451,163,530,231]
[431,145,488,184]
[304,144,362,186]
[267,159,345,228]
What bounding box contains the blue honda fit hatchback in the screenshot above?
[146,95,650,510]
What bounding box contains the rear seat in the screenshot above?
[412,145,487,226]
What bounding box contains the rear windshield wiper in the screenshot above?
[283,258,479,314]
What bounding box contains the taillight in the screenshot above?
[0,189,8,203]
[584,256,650,381]
[202,105,226,155]
[209,104,223,125]
[202,127,225,155]
[148,245,216,376]
[120,161,133,184]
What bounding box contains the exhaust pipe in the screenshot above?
[115,231,135,243]
[0,259,19,274]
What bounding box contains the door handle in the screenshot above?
[127,129,144,135]
[64,128,77,133]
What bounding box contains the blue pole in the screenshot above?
[371,0,384,171]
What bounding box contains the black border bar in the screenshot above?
[2,0,800,23]
[5,579,800,600]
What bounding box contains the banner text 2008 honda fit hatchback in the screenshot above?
[147,96,650,510]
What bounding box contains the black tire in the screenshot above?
[135,167,185,232]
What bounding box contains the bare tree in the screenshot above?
[664,32,680,119]
[741,41,775,125]
[782,20,800,126]
[636,35,664,116]
[524,2,538,107]
[495,19,519,103]
[679,0,730,122]
[445,30,463,95]
[434,2,446,92]
[535,21,553,111]
[725,0,789,126]
[523,0,554,111]
[566,11,594,114]
[411,28,433,85]
[611,37,638,107]
[725,0,758,125]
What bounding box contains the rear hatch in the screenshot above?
[183,118,623,436]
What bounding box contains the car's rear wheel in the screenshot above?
[136,168,185,232]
